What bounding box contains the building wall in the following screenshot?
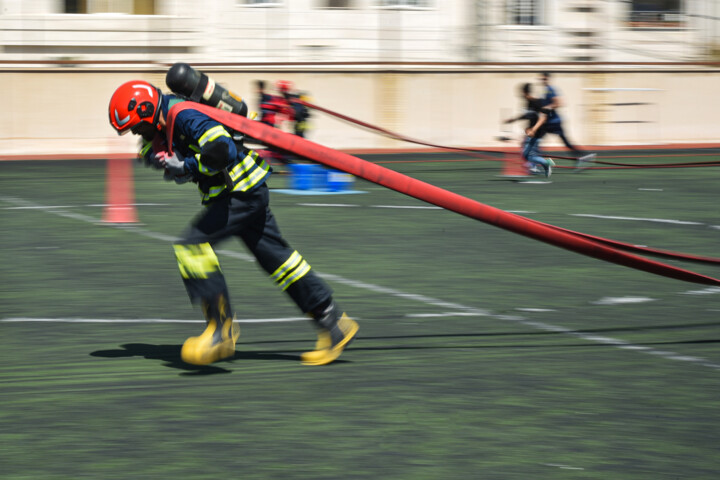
[1,66,718,157]
[0,0,716,63]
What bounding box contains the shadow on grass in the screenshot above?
[89,332,717,372]
[90,343,304,375]
[240,320,720,346]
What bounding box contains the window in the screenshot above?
[322,0,354,7]
[64,0,86,13]
[377,0,431,7]
[507,0,543,26]
[64,0,155,14]
[629,0,683,28]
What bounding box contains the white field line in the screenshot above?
[297,203,359,208]
[570,213,704,226]
[592,297,655,305]
[1,317,309,324]
[298,202,534,213]
[543,463,585,471]
[298,203,714,231]
[372,205,441,210]
[2,203,169,210]
[297,203,441,210]
[87,203,169,207]
[3,205,75,210]
[3,199,711,228]
[2,195,719,371]
[681,287,720,295]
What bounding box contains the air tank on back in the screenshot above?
[165,62,248,117]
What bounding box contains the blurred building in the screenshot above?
[0,0,718,64]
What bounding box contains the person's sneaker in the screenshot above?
[301,301,359,366]
[181,315,240,365]
[528,165,542,175]
[544,158,555,177]
[576,153,596,171]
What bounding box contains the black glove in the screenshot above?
[163,170,192,184]
[200,141,231,171]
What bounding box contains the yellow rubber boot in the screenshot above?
[181,317,240,365]
[313,329,332,351]
[301,313,358,366]
[181,297,240,365]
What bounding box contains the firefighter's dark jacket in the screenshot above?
[140,94,271,204]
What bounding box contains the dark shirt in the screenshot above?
[521,98,544,129]
[542,85,562,124]
[517,97,556,138]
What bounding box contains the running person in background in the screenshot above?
[505,83,555,177]
[539,72,595,170]
[108,79,358,366]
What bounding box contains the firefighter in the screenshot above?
[255,79,281,128]
[108,79,358,366]
[276,80,312,138]
[254,80,295,169]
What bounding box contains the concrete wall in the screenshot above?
[1,66,718,157]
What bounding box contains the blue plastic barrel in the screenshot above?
[326,170,355,192]
[288,163,322,190]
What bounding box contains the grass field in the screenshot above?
[1,149,719,479]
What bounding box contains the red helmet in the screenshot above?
[108,80,162,135]
[276,80,293,92]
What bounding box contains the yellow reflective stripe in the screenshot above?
[229,151,260,178]
[270,251,312,291]
[256,157,269,171]
[229,155,258,181]
[197,153,219,175]
[234,164,268,192]
[197,149,267,202]
[198,184,226,202]
[198,126,231,147]
[139,141,152,156]
[271,251,301,282]
[229,151,269,192]
[173,243,221,279]
[206,184,226,198]
[278,260,311,291]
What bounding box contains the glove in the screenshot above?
[148,152,165,170]
[149,136,169,170]
[163,170,193,184]
[155,151,186,176]
[200,141,231,170]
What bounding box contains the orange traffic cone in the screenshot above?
[499,152,529,178]
[102,156,139,224]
